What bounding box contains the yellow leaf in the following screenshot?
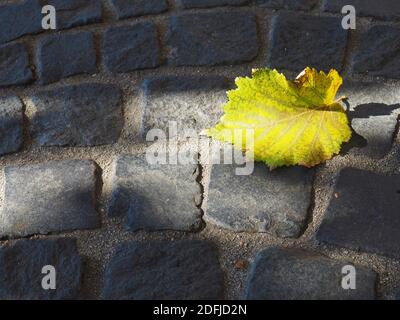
[207,67,352,168]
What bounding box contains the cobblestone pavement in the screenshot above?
[0,0,400,300]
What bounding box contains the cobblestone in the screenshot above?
[256,0,318,10]
[41,0,102,29]
[316,168,400,259]
[103,22,160,73]
[323,0,400,21]
[36,32,97,84]
[110,0,168,19]
[0,43,33,87]
[206,163,314,238]
[352,25,400,79]
[108,154,202,231]
[245,247,377,300]
[268,12,347,72]
[340,81,400,158]
[0,97,23,156]
[0,238,82,299]
[0,0,42,44]
[29,83,123,147]
[166,12,258,66]
[102,240,224,299]
[141,75,232,138]
[0,160,100,238]
[178,0,249,8]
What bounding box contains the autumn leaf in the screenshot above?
[207,67,352,169]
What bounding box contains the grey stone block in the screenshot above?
[0,238,82,299]
[166,12,258,66]
[206,163,314,238]
[0,43,33,87]
[102,240,224,299]
[110,0,168,19]
[245,247,377,300]
[0,0,102,45]
[0,97,23,156]
[108,154,202,232]
[37,32,97,85]
[141,75,232,138]
[256,0,318,10]
[268,12,348,72]
[323,0,400,21]
[348,104,400,158]
[40,0,102,29]
[316,168,400,259]
[0,0,42,44]
[103,22,160,73]
[340,81,400,158]
[0,160,100,238]
[178,0,249,8]
[29,83,123,147]
[352,25,400,79]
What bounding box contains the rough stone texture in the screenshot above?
[0,0,399,301]
[352,25,400,79]
[0,0,102,45]
[108,154,202,231]
[268,12,348,72]
[29,83,123,147]
[316,168,400,259]
[323,0,400,21]
[40,0,102,29]
[110,0,168,19]
[256,0,318,10]
[166,12,258,66]
[141,75,232,138]
[206,163,314,238]
[102,240,224,299]
[0,0,42,44]
[348,104,400,158]
[36,32,97,85]
[0,238,82,300]
[0,97,23,156]
[178,0,249,8]
[0,43,33,87]
[103,22,160,73]
[0,160,100,238]
[340,82,400,158]
[245,247,377,300]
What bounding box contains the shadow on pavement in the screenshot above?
[340,102,400,155]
